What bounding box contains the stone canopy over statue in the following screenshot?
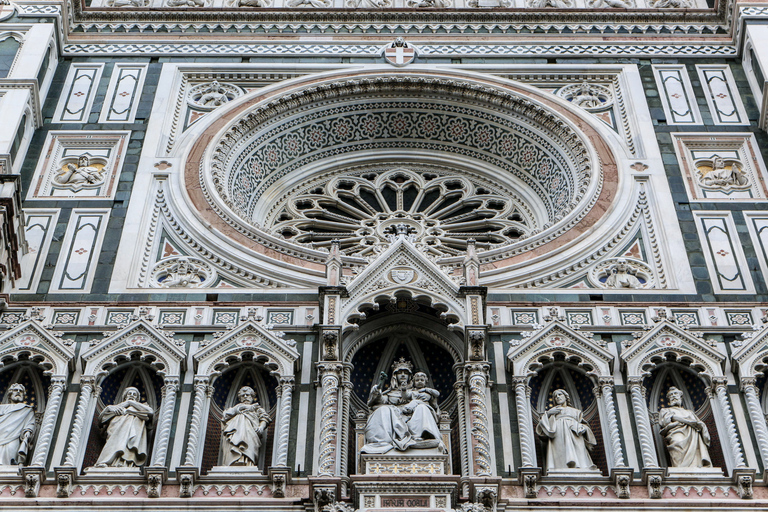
[535,389,598,472]
[0,383,35,466]
[659,386,712,468]
[220,386,270,467]
[361,357,446,454]
[95,387,153,468]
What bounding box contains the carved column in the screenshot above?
[453,364,470,479]
[183,376,211,466]
[152,376,180,467]
[741,378,768,469]
[30,376,66,467]
[466,362,492,476]
[338,365,353,485]
[275,376,295,468]
[63,376,98,467]
[712,377,746,468]
[598,377,626,468]
[627,378,658,468]
[512,376,536,468]
[316,362,342,477]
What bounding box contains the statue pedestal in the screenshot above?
[0,466,21,478]
[82,466,142,476]
[666,467,724,479]
[544,467,603,478]
[353,452,457,512]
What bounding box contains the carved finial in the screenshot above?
[326,239,343,287]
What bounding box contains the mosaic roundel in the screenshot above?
[193,71,604,265]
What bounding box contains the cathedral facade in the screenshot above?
[0,0,766,509]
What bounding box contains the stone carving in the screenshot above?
[226,0,272,6]
[94,387,153,468]
[535,389,597,471]
[697,156,749,190]
[658,387,712,468]
[0,383,35,465]
[286,0,332,7]
[188,81,244,109]
[151,256,214,288]
[587,0,635,7]
[557,82,613,110]
[166,0,208,6]
[590,258,653,289]
[220,386,270,467]
[104,0,149,6]
[527,0,573,7]
[405,0,451,7]
[362,358,446,454]
[53,155,106,192]
[649,0,693,7]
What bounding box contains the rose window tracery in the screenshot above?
[268,167,533,257]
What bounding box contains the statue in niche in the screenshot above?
[604,258,642,289]
[699,156,749,189]
[94,387,153,468]
[53,155,105,190]
[362,358,446,454]
[221,386,270,467]
[535,389,597,471]
[0,383,35,466]
[659,386,712,468]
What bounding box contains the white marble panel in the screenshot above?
[49,209,111,293]
[652,65,702,125]
[696,64,749,125]
[692,211,754,294]
[99,63,148,123]
[53,63,105,123]
[14,209,60,293]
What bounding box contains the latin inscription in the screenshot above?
[381,497,430,508]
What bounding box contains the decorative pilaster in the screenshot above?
[599,377,626,468]
[275,376,296,468]
[316,362,342,477]
[453,365,470,480]
[30,376,66,467]
[627,378,658,469]
[712,377,746,468]
[741,378,768,473]
[63,375,97,467]
[338,368,353,485]
[151,376,180,467]
[512,377,536,468]
[466,362,492,476]
[183,376,211,466]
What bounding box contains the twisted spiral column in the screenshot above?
[454,364,470,478]
[513,376,536,468]
[184,376,211,466]
[30,377,66,467]
[152,377,180,467]
[742,378,768,468]
[64,376,97,467]
[466,363,492,476]
[627,378,658,468]
[599,377,626,468]
[338,365,353,479]
[713,377,746,468]
[316,362,342,477]
[275,376,295,467]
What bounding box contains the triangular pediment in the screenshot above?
[731,325,768,379]
[621,321,724,379]
[0,320,75,376]
[194,320,299,377]
[82,318,187,377]
[341,237,466,328]
[506,320,613,377]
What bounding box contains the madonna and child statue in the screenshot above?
[361,357,447,454]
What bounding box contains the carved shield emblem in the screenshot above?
[390,269,415,284]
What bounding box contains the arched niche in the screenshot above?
[185,321,299,476]
[506,321,622,475]
[342,314,463,476]
[64,320,186,474]
[621,321,743,476]
[0,321,74,469]
[199,359,278,474]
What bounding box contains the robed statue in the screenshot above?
[221,386,270,467]
[659,386,712,468]
[95,387,153,468]
[362,358,446,454]
[0,383,35,465]
[535,389,597,471]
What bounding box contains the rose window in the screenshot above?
[267,167,533,257]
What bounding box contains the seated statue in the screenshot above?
[221,386,270,467]
[659,386,712,468]
[53,155,105,189]
[95,387,153,468]
[535,389,597,471]
[362,358,415,454]
[0,383,35,465]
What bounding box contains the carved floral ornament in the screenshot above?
[181,70,620,279]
